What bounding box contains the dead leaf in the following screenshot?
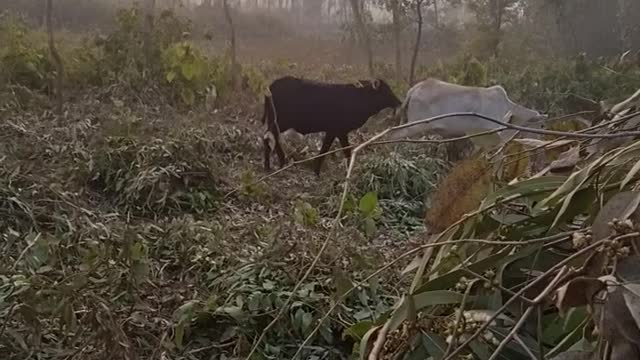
[550,146,581,171]
[555,277,605,315]
[592,286,640,348]
[592,192,640,242]
[610,340,640,360]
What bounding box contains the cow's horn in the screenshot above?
[372,79,380,90]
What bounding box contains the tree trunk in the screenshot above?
[46,0,64,114]
[348,0,374,77]
[390,0,402,83]
[409,0,424,85]
[143,0,156,68]
[491,0,502,57]
[433,0,439,28]
[223,0,240,90]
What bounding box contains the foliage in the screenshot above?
[162,42,210,106]
[0,17,51,91]
[89,133,221,216]
[355,147,448,233]
[3,5,640,360]
[355,101,640,359]
[416,55,640,115]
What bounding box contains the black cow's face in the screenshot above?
[370,79,402,109]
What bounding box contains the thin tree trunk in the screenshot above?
[143,0,156,68]
[391,0,402,83]
[223,0,240,90]
[348,0,374,77]
[46,0,64,114]
[409,0,424,85]
[492,0,502,57]
[433,0,439,28]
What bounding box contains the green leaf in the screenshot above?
[386,291,472,333]
[405,338,431,360]
[546,317,589,358]
[181,62,196,81]
[130,242,144,261]
[414,245,540,294]
[469,339,492,360]
[343,321,374,341]
[62,302,77,331]
[180,87,196,105]
[490,327,540,359]
[358,192,378,216]
[174,323,185,349]
[566,337,595,352]
[166,70,177,83]
[301,311,313,335]
[420,331,447,359]
[480,176,568,211]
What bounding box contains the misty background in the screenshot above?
[2,0,638,68]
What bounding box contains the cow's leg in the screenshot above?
[314,133,336,176]
[274,134,286,168]
[338,134,352,160]
[262,131,273,171]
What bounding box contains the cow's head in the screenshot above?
[361,78,403,111]
[509,104,548,131]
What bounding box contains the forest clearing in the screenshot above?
[1,1,640,359]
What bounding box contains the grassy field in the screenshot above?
[2,4,640,360]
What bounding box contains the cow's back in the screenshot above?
[390,79,512,139]
[269,77,382,134]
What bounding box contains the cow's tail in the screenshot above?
[395,84,417,126]
[260,94,270,125]
[261,92,282,152]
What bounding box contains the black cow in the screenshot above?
[261,76,402,175]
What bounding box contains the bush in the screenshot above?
[89,132,222,216]
[355,146,448,232]
[0,17,51,91]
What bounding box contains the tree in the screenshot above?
[349,0,374,77]
[46,0,64,114]
[143,0,157,68]
[409,0,425,85]
[389,0,402,83]
[467,0,517,57]
[223,0,240,90]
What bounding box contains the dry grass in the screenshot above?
[424,155,493,234]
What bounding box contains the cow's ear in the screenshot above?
[372,79,380,90]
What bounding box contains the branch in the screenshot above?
[486,266,569,360]
[442,234,636,360]
[291,231,573,360]
[398,112,640,139]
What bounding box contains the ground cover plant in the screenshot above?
[2,1,640,360]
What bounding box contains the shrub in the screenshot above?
[89,133,222,216]
[0,17,51,91]
[355,147,448,232]
[162,42,211,106]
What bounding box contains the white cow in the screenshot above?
[387,78,547,143]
